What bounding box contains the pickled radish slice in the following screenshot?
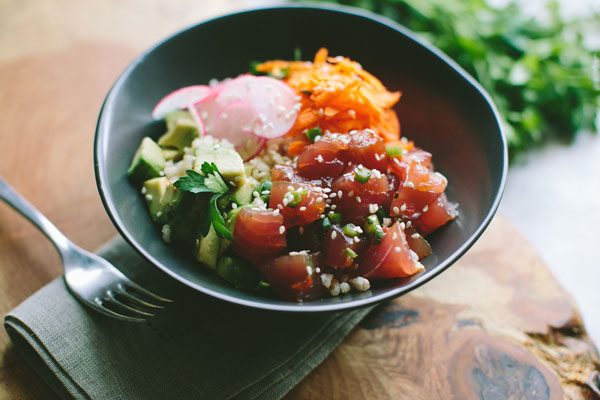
[152,85,212,120]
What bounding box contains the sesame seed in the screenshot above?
[337,190,343,198]
[315,267,321,273]
[330,204,337,210]
[231,203,238,209]
[323,188,332,193]
[329,192,337,198]
[325,199,332,204]
[423,205,429,212]
[316,155,324,163]
[401,204,407,212]
[400,222,406,230]
[405,182,415,188]
[252,191,260,198]
[353,236,360,243]
[141,187,147,194]
[331,231,337,240]
[299,206,307,211]
[316,197,323,203]
[411,233,420,239]
[356,196,362,203]
[261,190,270,195]
[279,226,286,234]
[369,204,379,214]
[392,231,398,240]
[156,211,162,217]
[406,221,412,228]
[299,227,305,234]
[393,206,400,215]
[394,246,401,253]
[145,194,153,201]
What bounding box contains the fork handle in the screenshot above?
[0,177,72,255]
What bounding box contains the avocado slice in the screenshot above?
[143,177,178,223]
[162,148,181,162]
[232,177,259,205]
[128,137,166,185]
[193,145,246,188]
[158,110,199,151]
[197,224,220,269]
[216,255,261,290]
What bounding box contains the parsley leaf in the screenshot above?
[201,162,228,194]
[176,164,232,240]
[210,193,233,240]
[174,170,212,194]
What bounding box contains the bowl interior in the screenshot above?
[95,5,506,311]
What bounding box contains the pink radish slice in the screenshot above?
[152,85,212,120]
[213,75,300,139]
[187,105,206,137]
[210,102,266,161]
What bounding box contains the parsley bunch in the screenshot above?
[313,0,600,157]
[175,162,233,240]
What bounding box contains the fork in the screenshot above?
[0,177,172,322]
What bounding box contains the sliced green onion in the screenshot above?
[305,127,322,142]
[329,212,342,224]
[354,167,372,183]
[386,145,403,158]
[342,223,360,237]
[321,216,332,230]
[345,248,358,259]
[288,189,306,208]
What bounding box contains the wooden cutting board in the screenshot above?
[0,34,598,400]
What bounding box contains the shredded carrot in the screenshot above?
[287,140,308,157]
[257,48,402,153]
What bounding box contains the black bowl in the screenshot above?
[95,4,507,312]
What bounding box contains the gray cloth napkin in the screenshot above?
[5,238,372,400]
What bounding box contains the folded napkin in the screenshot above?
[5,238,372,400]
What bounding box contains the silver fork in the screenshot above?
[0,177,172,322]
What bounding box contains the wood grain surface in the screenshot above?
[0,1,598,399]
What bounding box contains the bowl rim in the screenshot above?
[94,2,508,312]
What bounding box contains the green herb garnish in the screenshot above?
[175,163,232,239]
[311,0,600,156]
[288,190,305,208]
[344,248,358,259]
[364,215,384,244]
[354,166,372,183]
[305,127,322,142]
[321,216,332,230]
[342,223,361,237]
[385,145,403,158]
[329,212,342,224]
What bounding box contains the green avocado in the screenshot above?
[162,148,181,162]
[158,110,199,152]
[193,145,246,188]
[142,177,173,222]
[216,255,261,290]
[197,224,220,269]
[128,137,166,185]
[232,177,259,205]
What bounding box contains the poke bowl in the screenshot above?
[94,4,507,312]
